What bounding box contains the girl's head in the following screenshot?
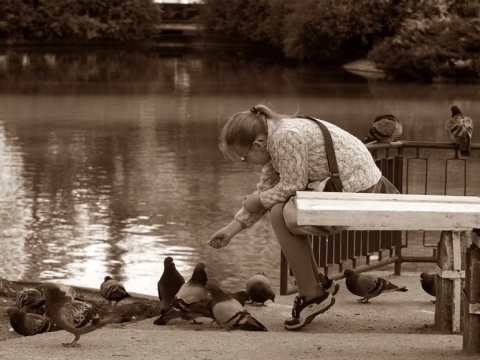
[219,103,290,162]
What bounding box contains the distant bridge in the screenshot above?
[154,2,202,43]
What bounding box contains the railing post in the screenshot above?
[435,231,467,333]
[462,240,480,354]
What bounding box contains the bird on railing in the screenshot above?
[344,269,407,303]
[363,114,402,144]
[445,105,473,156]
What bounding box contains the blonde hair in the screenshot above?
[219,103,296,160]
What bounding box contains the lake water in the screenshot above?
[1,47,479,296]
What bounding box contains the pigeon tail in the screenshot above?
[234,312,268,332]
[382,285,408,293]
[362,137,377,144]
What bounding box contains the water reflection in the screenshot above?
[0,48,479,296]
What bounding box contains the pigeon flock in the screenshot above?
[7,254,440,347]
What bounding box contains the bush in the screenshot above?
[368,16,480,82]
[202,0,392,64]
[282,0,392,63]
[0,0,162,42]
[201,0,272,44]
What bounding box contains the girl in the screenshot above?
[207,104,398,330]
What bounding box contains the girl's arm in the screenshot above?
[234,162,279,228]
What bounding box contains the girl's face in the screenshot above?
[232,136,270,166]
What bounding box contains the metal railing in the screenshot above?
[280,141,480,295]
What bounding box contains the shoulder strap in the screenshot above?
[299,115,343,191]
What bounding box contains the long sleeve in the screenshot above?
[234,162,280,228]
[259,129,310,209]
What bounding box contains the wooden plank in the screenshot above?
[296,191,480,204]
[295,193,480,230]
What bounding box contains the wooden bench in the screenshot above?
[295,191,480,353]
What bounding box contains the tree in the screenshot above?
[0,0,162,42]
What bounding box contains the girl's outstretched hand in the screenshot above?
[207,231,232,249]
[207,219,245,249]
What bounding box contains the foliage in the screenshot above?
[1,0,479,82]
[0,0,162,42]
[368,0,480,82]
[202,0,392,64]
[281,0,391,63]
[201,0,272,44]
[368,16,480,82]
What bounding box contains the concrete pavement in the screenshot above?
[0,271,475,360]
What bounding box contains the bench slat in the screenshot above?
[295,192,480,231]
[297,191,480,204]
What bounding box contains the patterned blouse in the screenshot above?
[234,117,382,228]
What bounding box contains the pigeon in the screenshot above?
[445,105,473,156]
[420,272,436,298]
[246,272,276,305]
[343,269,407,303]
[363,114,402,144]
[157,256,185,314]
[15,288,45,314]
[153,262,213,325]
[231,290,250,307]
[205,290,250,311]
[100,276,131,306]
[39,282,130,347]
[36,283,76,300]
[206,280,267,331]
[6,307,55,336]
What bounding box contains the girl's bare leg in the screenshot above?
[307,243,328,287]
[270,203,323,299]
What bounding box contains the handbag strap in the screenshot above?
[299,115,344,191]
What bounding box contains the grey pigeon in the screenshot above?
[344,269,407,303]
[15,288,45,315]
[157,256,185,314]
[39,282,131,347]
[206,280,267,331]
[445,105,473,156]
[100,276,131,306]
[7,307,55,336]
[363,114,402,144]
[231,290,250,307]
[205,290,250,311]
[153,262,213,325]
[37,283,76,299]
[420,272,436,298]
[246,272,275,305]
